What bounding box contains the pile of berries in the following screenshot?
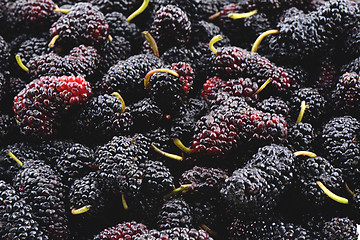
[1,0,360,239]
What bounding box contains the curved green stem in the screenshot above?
[71,205,91,215]
[15,55,29,72]
[316,181,348,204]
[251,29,279,53]
[252,78,272,96]
[151,144,183,161]
[209,35,223,55]
[173,138,194,154]
[7,151,23,167]
[200,224,218,238]
[164,184,193,200]
[126,0,149,22]
[142,31,159,57]
[54,8,70,14]
[294,151,316,158]
[296,100,309,124]
[48,35,60,48]
[144,69,179,89]
[228,9,258,19]
[208,12,220,20]
[122,194,129,210]
[112,92,126,113]
[345,183,354,196]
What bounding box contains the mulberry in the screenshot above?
[73,93,133,143]
[0,180,47,239]
[322,116,360,188]
[150,5,192,52]
[157,196,193,230]
[332,72,360,116]
[13,161,69,239]
[49,2,109,47]
[93,221,148,240]
[13,75,91,137]
[97,54,163,103]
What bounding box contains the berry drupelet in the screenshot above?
[89,0,138,15]
[161,42,213,88]
[13,75,91,138]
[2,74,27,105]
[341,56,360,75]
[0,2,8,35]
[65,45,100,80]
[0,72,5,103]
[0,142,43,183]
[287,122,316,151]
[147,62,194,114]
[295,156,345,206]
[170,97,209,146]
[7,0,58,32]
[27,53,75,80]
[34,139,74,165]
[94,134,150,195]
[246,143,295,189]
[14,36,51,68]
[130,97,164,132]
[27,45,100,81]
[157,196,193,230]
[268,0,360,62]
[342,24,360,60]
[202,76,259,106]
[105,11,142,54]
[97,35,132,74]
[0,113,19,146]
[73,93,133,144]
[179,166,230,231]
[172,0,222,22]
[0,180,47,239]
[211,3,271,49]
[289,87,327,124]
[221,166,273,216]
[322,217,358,239]
[93,221,148,240]
[256,96,290,118]
[0,36,10,72]
[55,143,95,186]
[13,161,69,240]
[128,160,175,227]
[221,144,294,216]
[229,218,312,240]
[315,56,338,101]
[97,54,164,103]
[210,45,295,93]
[149,4,192,52]
[134,227,213,240]
[116,157,144,199]
[49,2,109,48]
[187,196,229,232]
[69,171,107,218]
[179,166,228,196]
[322,116,360,188]
[235,108,288,148]
[282,64,308,89]
[332,72,360,116]
[246,0,294,16]
[144,127,179,163]
[190,96,248,160]
[190,20,230,46]
[139,160,175,198]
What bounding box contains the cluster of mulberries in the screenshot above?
[0,0,360,239]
